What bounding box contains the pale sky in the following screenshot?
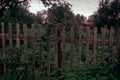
[29,0,100,18]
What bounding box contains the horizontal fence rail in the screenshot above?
[0,22,119,79]
[0,34,118,44]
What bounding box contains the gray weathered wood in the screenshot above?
[54,25,58,68]
[101,27,106,63]
[62,26,66,70]
[23,24,28,61]
[93,27,97,64]
[1,22,6,76]
[78,26,82,67]
[70,24,74,69]
[38,24,43,80]
[85,27,90,65]
[16,23,20,49]
[47,37,50,77]
[31,24,36,76]
[8,23,13,59]
[109,27,114,62]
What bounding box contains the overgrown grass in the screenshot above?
[0,41,119,80]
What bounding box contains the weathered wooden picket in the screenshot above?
[0,22,119,78]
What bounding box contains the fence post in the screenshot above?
[78,26,82,67]
[58,26,62,68]
[54,25,58,68]
[101,27,106,63]
[31,24,36,77]
[47,36,50,77]
[16,23,20,52]
[62,26,66,70]
[109,27,114,62]
[93,27,97,64]
[16,23,21,69]
[8,23,13,59]
[117,29,120,49]
[117,29,120,66]
[23,24,28,79]
[1,22,6,77]
[70,23,74,69]
[23,24,28,62]
[85,27,90,65]
[38,24,43,79]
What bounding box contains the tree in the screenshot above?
[41,0,66,7]
[47,2,74,24]
[0,5,34,25]
[0,0,68,24]
[0,0,30,18]
[74,14,86,26]
[36,10,48,24]
[93,0,120,29]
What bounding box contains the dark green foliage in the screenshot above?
[41,0,67,7]
[47,2,74,24]
[45,63,120,80]
[0,0,36,25]
[0,0,29,18]
[0,7,34,25]
[92,0,120,30]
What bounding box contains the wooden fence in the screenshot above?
[0,22,120,78]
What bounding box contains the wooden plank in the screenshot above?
[93,27,97,64]
[54,25,58,68]
[70,24,74,69]
[101,27,106,63]
[8,23,13,47]
[38,24,43,80]
[109,27,114,62]
[78,26,82,67]
[16,23,20,50]
[117,29,120,59]
[47,37,50,77]
[16,23,21,73]
[61,26,66,70]
[85,27,90,65]
[8,23,13,59]
[23,24,28,61]
[31,24,36,76]
[23,24,28,77]
[1,22,6,76]
[58,29,62,68]
[0,34,118,45]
